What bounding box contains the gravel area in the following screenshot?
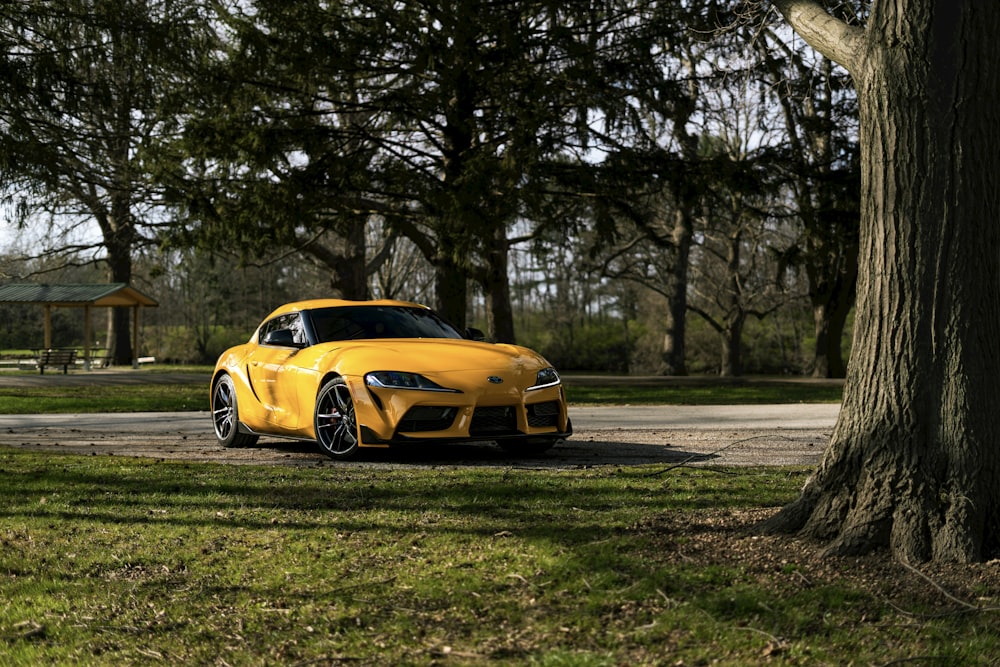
[0,412,831,468]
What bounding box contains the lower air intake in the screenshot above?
[470,406,517,436]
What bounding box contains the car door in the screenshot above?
[248,314,305,429]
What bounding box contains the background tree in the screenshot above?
[581,1,722,376]
[686,135,792,377]
[0,0,874,379]
[762,0,1000,562]
[752,9,861,378]
[0,0,210,364]
[161,0,386,301]
[173,1,677,340]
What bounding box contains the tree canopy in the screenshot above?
[2,0,862,378]
[0,0,214,363]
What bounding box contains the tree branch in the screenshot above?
[770,0,865,75]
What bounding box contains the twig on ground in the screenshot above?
[643,435,794,477]
[888,560,1000,618]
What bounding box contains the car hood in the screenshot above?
[317,338,551,376]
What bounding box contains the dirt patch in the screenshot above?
[640,509,1000,645]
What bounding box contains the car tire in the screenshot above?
[498,436,560,456]
[211,374,260,448]
[315,376,361,460]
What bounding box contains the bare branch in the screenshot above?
[770,0,865,75]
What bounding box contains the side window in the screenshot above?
[258,317,279,342]
[258,313,307,346]
[286,313,307,345]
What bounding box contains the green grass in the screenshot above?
[565,382,843,405]
[0,384,206,413]
[0,370,841,413]
[1,451,995,665]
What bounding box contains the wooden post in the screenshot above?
[44,305,52,349]
[132,305,140,369]
[84,305,92,370]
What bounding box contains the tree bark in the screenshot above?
[662,204,692,375]
[104,228,134,366]
[810,296,850,378]
[719,315,743,378]
[481,227,516,344]
[434,259,468,331]
[661,70,700,377]
[301,220,369,301]
[764,0,1000,562]
[102,186,136,366]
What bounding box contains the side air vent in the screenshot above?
[527,401,560,428]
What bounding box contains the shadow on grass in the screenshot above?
[0,445,754,544]
[237,436,718,469]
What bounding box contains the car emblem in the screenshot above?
[487,376,504,384]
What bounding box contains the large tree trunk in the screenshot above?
[764,1,1000,562]
[662,207,692,375]
[103,209,135,367]
[301,221,369,300]
[809,262,855,378]
[434,259,468,331]
[481,227,515,344]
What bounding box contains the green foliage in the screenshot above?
[0,0,863,375]
[0,305,48,350]
[146,325,249,365]
[522,319,637,373]
[0,304,97,351]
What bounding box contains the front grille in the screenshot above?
[527,401,560,428]
[398,406,457,433]
[470,406,517,436]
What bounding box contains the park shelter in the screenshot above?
[0,282,158,369]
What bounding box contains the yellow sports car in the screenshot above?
[210,299,572,459]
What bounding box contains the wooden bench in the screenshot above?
[38,348,77,375]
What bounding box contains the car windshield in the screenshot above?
[308,306,466,342]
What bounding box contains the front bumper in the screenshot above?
[346,376,572,447]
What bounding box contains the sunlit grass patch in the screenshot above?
[2,450,996,665]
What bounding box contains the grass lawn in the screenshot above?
[565,382,843,405]
[3,372,996,665]
[3,450,997,666]
[0,369,842,414]
[0,383,207,413]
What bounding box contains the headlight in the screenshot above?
[365,371,459,393]
[527,367,560,391]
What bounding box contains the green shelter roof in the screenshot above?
[0,283,158,308]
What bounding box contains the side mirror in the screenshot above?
[466,327,487,342]
[262,329,301,347]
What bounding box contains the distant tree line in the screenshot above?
[0,0,863,375]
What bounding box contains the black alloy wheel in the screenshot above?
[315,376,361,460]
[211,374,260,448]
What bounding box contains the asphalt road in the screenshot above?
[0,403,840,468]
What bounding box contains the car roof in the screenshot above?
[263,298,431,321]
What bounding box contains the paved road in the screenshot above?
[0,404,840,468]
